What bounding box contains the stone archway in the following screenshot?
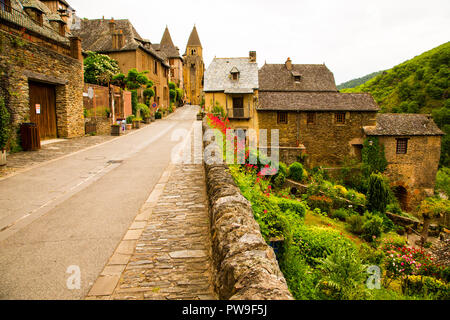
[393,185,409,212]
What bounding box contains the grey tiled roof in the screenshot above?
[364,114,444,136]
[259,63,338,92]
[258,92,380,112]
[204,57,258,92]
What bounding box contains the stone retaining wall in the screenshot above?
[203,122,293,300]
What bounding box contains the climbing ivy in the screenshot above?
[361,137,388,177]
[0,96,10,150]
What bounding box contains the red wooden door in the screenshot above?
[29,81,57,140]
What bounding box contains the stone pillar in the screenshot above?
[69,36,82,62]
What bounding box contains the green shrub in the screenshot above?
[273,172,286,189]
[307,195,332,214]
[366,173,390,213]
[279,248,321,300]
[436,167,450,196]
[279,162,288,176]
[288,162,304,182]
[361,212,384,242]
[358,243,385,265]
[276,198,307,218]
[293,225,356,266]
[405,275,450,300]
[346,214,366,235]
[137,103,150,117]
[317,244,368,300]
[155,111,162,119]
[126,115,135,124]
[331,208,349,221]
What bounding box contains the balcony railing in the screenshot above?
[0,4,68,44]
[227,106,251,119]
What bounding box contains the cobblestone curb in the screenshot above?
[202,121,293,300]
[85,164,174,299]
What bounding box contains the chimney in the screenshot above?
[109,18,115,34]
[249,51,256,62]
[112,30,125,50]
[69,36,82,61]
[285,57,293,71]
[118,30,125,48]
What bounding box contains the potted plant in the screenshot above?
[0,97,10,166]
[126,115,134,131]
[132,117,142,129]
[137,103,151,124]
[111,124,121,136]
[155,109,162,120]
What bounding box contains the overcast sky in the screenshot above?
[71,0,449,84]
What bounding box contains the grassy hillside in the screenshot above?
[337,71,384,90]
[342,42,450,166]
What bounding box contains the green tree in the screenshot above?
[366,173,390,214]
[0,96,10,151]
[362,138,388,177]
[83,51,120,86]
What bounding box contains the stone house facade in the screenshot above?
[0,0,84,143]
[364,114,444,211]
[183,26,204,105]
[153,26,184,90]
[204,51,259,130]
[257,59,379,167]
[71,18,171,110]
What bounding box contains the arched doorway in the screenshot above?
[393,186,409,212]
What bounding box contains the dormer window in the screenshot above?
[291,71,302,83]
[230,67,240,81]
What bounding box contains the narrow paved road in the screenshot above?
[0,105,198,300]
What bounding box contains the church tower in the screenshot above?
[183,26,204,105]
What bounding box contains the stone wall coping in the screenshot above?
[202,120,294,300]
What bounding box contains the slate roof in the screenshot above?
[204,57,259,93]
[0,0,69,44]
[259,63,338,92]
[153,26,182,60]
[364,114,444,136]
[187,25,201,47]
[257,92,380,112]
[71,19,169,66]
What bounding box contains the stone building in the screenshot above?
[183,26,204,105]
[257,58,379,166]
[153,26,184,90]
[71,18,171,110]
[364,114,444,211]
[204,51,259,130]
[0,0,84,142]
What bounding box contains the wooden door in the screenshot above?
[29,81,57,140]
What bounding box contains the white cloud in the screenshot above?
[71,0,450,84]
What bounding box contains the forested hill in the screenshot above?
[337,71,383,90]
[341,42,450,166]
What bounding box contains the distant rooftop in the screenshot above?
[204,57,258,93]
[364,114,444,136]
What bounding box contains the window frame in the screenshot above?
[396,138,409,155]
[307,112,316,125]
[277,111,288,124]
[335,112,346,124]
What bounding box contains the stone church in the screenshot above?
[183,26,204,105]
